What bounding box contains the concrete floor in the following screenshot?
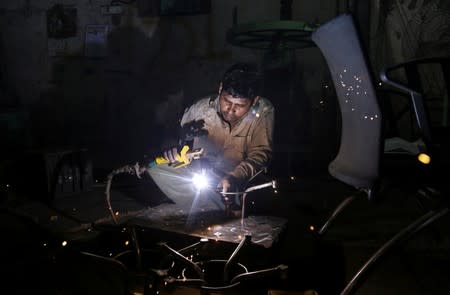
[1,170,449,295]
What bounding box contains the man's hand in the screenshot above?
[219,174,238,194]
[163,147,179,163]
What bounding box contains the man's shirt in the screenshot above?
[180,95,274,181]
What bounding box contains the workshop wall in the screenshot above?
[1,1,446,176]
[0,0,333,173]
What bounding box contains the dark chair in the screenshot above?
[380,57,450,192]
[311,13,449,295]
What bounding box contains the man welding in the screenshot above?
[145,63,274,216]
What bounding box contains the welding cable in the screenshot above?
[105,163,142,224]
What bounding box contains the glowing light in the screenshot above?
[124,240,129,246]
[192,172,208,190]
[309,225,315,231]
[255,113,260,118]
[115,211,119,216]
[274,190,278,194]
[417,153,431,165]
[290,176,295,180]
[61,241,68,247]
[207,227,212,231]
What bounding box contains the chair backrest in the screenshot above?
[311,14,382,195]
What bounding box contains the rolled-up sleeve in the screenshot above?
[229,108,274,180]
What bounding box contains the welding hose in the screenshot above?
[105,163,142,224]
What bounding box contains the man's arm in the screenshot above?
[164,99,208,163]
[226,108,274,186]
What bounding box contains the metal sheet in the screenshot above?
[131,205,287,248]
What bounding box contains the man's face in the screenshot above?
[219,90,255,125]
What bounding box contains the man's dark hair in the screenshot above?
[221,63,261,100]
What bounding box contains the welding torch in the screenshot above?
[148,145,204,169]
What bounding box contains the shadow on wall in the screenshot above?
[29,22,196,169]
[263,59,339,178]
[104,23,193,165]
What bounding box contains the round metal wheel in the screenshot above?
[226,20,319,50]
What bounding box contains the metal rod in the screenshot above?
[241,180,275,225]
[165,277,206,285]
[379,71,432,143]
[230,264,288,284]
[223,235,251,282]
[177,239,207,254]
[218,180,275,196]
[80,251,128,273]
[341,207,449,295]
[241,192,248,227]
[319,194,358,235]
[201,281,241,291]
[129,225,142,271]
[159,242,204,280]
[244,181,275,193]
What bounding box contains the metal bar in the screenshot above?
[230,264,288,284]
[244,181,275,193]
[80,251,128,273]
[159,242,204,280]
[241,192,248,227]
[223,235,251,282]
[177,239,207,254]
[341,207,449,295]
[165,277,206,285]
[319,193,359,235]
[379,70,432,143]
[129,225,142,271]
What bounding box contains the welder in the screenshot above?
[144,63,274,216]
